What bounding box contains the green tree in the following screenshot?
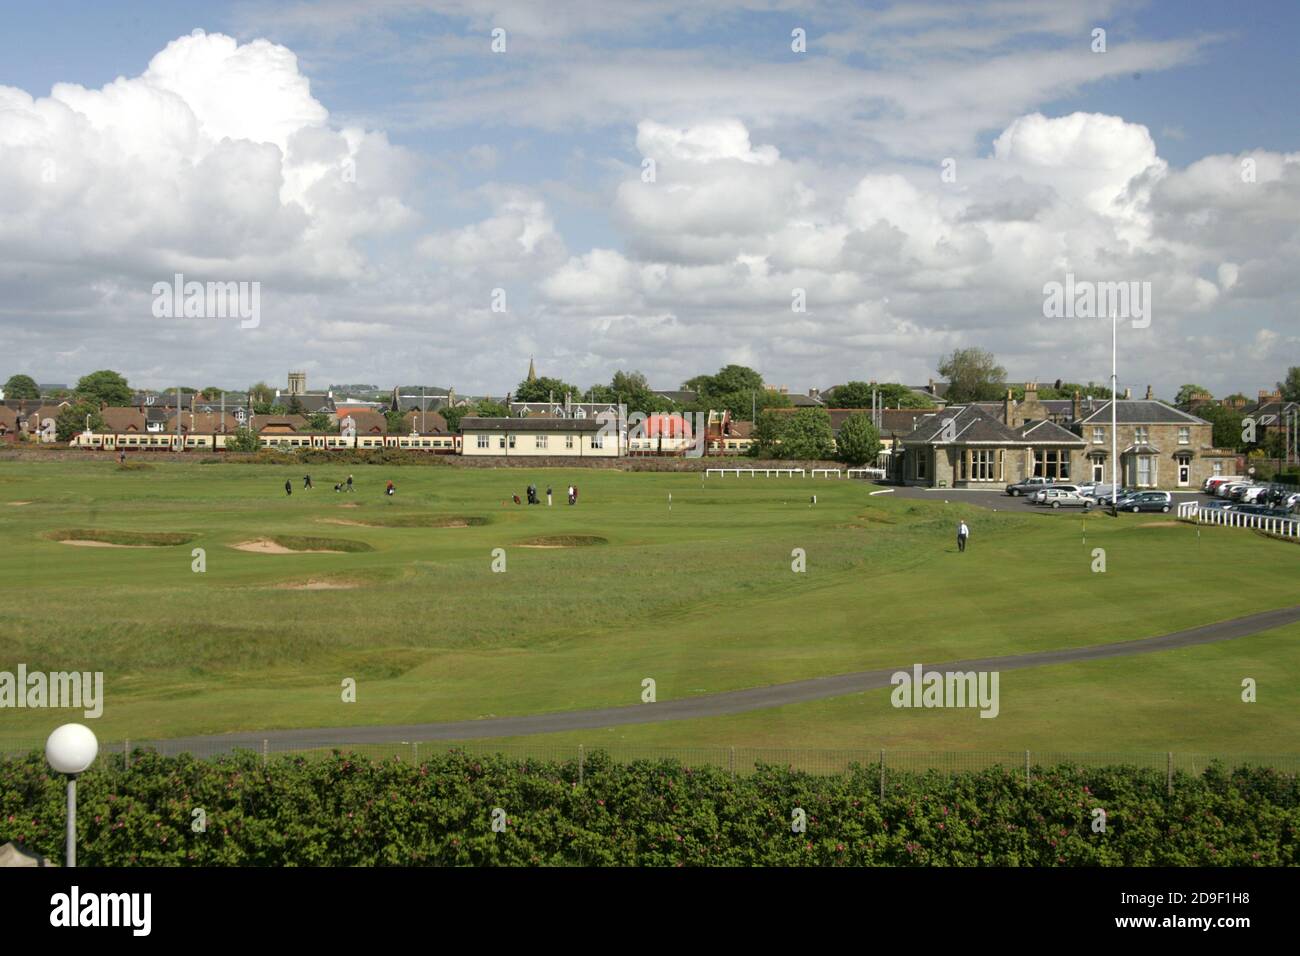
[75,370,132,406]
[56,401,104,442]
[753,408,835,460]
[1175,384,1210,409]
[1279,367,1300,403]
[2,374,39,399]
[1195,404,1246,451]
[937,349,1006,404]
[836,414,881,466]
[825,381,874,408]
[513,376,582,404]
[474,399,508,418]
[247,382,275,406]
[226,425,261,452]
[441,405,471,433]
[200,386,224,400]
[287,395,305,415]
[384,409,405,433]
[306,412,335,433]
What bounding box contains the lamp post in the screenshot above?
[1110,308,1119,512]
[45,723,98,868]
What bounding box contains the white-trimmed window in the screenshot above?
[536,434,548,449]
[498,436,506,449]
[1178,426,1189,445]
[565,435,574,449]
[477,434,489,449]
[591,433,603,449]
[972,449,995,480]
[1092,427,1104,444]
[1135,426,1149,443]
[508,435,516,449]
[1213,461,1223,476]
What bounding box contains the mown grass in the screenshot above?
[0,458,1297,751]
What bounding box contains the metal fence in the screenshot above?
[3,737,1297,795]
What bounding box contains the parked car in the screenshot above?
[1005,477,1052,496]
[1082,482,1122,500]
[1203,475,1242,494]
[1035,488,1095,509]
[1240,486,1270,503]
[1219,481,1254,499]
[1093,486,1133,505]
[1228,483,1259,502]
[1029,483,1081,503]
[1117,491,1173,513]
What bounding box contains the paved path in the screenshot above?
[140,604,1300,755]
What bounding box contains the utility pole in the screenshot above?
[1110,308,1118,506]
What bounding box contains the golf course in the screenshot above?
[1,457,1298,753]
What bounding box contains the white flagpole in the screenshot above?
[1111,308,1118,504]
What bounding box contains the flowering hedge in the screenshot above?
[1,749,1295,866]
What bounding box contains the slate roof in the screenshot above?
[461,417,604,433]
[653,390,698,405]
[1014,419,1087,445]
[1076,400,1207,425]
[400,410,450,434]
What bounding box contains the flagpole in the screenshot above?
[1111,308,1118,506]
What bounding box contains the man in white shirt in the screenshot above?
[957,520,970,553]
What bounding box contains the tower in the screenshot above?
[288,371,306,396]
[526,356,536,382]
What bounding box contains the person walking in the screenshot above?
[284,479,293,497]
[567,484,575,506]
[346,474,354,493]
[546,485,553,506]
[303,473,313,490]
[386,479,395,497]
[957,520,970,553]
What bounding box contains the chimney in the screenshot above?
[808,387,819,398]
[1145,385,1153,400]
[1072,389,1081,421]
[1004,388,1014,427]
[1123,387,1132,400]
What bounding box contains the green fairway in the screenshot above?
[1,458,1297,751]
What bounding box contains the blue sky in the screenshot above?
[1,1,1297,397]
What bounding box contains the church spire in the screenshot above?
[527,355,536,382]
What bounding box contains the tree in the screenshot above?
[836,414,881,466]
[753,408,834,460]
[936,349,1006,404]
[474,399,508,418]
[287,395,305,416]
[384,409,405,433]
[306,412,335,433]
[200,387,225,400]
[75,370,132,407]
[1175,384,1210,409]
[226,425,261,452]
[247,382,275,406]
[1279,367,1300,403]
[825,381,875,408]
[441,405,471,433]
[514,375,582,404]
[3,374,39,399]
[1195,403,1246,451]
[56,401,104,442]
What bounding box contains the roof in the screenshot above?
[100,408,147,432]
[1014,419,1086,445]
[461,417,604,433]
[400,410,449,434]
[340,410,387,434]
[653,390,698,405]
[1123,443,1163,454]
[787,393,825,407]
[1076,400,1207,426]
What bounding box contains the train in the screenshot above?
[70,431,462,454]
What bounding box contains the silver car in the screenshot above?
[1036,488,1094,509]
[1029,483,1081,503]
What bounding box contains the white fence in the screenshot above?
[811,468,841,478]
[848,467,887,479]
[706,467,806,478]
[1178,502,1300,538]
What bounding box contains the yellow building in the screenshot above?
[460,417,617,457]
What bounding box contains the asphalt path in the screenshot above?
[140,603,1300,756]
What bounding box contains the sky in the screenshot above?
[1,0,1297,400]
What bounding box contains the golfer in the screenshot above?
[303,474,313,490]
[957,520,970,553]
[546,486,553,506]
[346,474,354,492]
[567,484,575,506]
[284,479,292,497]
[386,480,395,497]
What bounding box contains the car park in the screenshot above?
[1093,486,1133,505]
[1117,491,1173,513]
[1240,486,1270,503]
[1005,477,1052,496]
[1203,476,1242,494]
[1218,481,1251,499]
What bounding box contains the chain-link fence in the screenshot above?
[4,735,1297,795]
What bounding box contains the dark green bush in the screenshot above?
[2,750,1294,866]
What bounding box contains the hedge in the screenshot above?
[1,750,1295,866]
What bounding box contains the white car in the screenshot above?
[1030,483,1081,503]
[1217,481,1251,498]
[1203,476,1242,494]
[1241,486,1270,503]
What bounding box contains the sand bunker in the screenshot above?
[7,501,33,506]
[46,529,196,547]
[231,534,373,555]
[234,539,343,554]
[516,534,608,548]
[273,579,360,590]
